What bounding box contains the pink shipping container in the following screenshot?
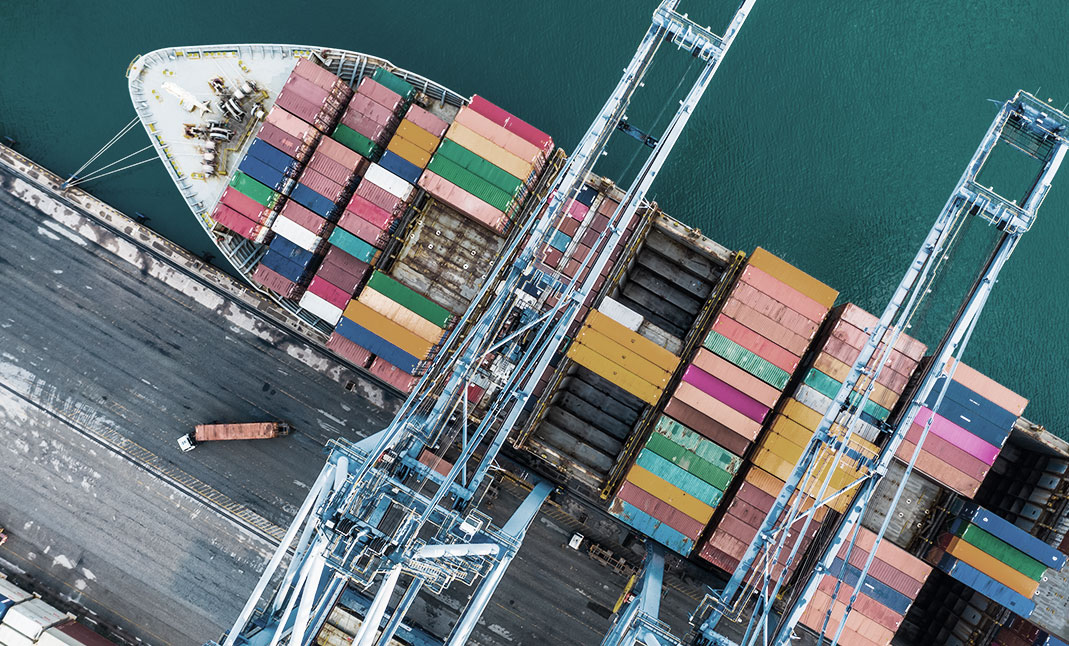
[567,199,590,221]
[357,77,402,113]
[293,58,351,97]
[220,187,271,223]
[283,74,343,111]
[348,93,398,127]
[252,263,301,299]
[327,331,373,368]
[341,110,389,143]
[942,358,1028,416]
[404,104,449,138]
[836,303,927,361]
[712,314,800,373]
[692,349,781,407]
[913,407,1002,461]
[682,365,769,423]
[815,578,904,632]
[740,265,828,324]
[674,382,762,441]
[258,122,316,162]
[898,422,991,479]
[338,210,388,247]
[266,107,319,142]
[898,440,982,496]
[355,181,404,215]
[316,137,367,172]
[453,108,544,167]
[317,254,367,294]
[729,281,821,335]
[308,152,356,187]
[468,95,554,151]
[212,204,261,240]
[821,337,909,393]
[274,92,335,133]
[370,357,417,392]
[308,275,352,310]
[613,481,704,539]
[418,170,509,233]
[281,201,329,235]
[346,193,395,229]
[299,167,346,202]
[722,298,809,356]
[829,319,916,375]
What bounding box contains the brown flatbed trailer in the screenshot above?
[178,422,293,451]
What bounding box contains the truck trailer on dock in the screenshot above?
[177,422,293,452]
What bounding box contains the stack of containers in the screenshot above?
[608,414,743,555]
[799,526,932,646]
[995,619,1069,646]
[0,578,31,622]
[420,96,553,234]
[333,270,453,392]
[895,358,1028,498]
[928,502,1065,617]
[258,102,321,163]
[288,137,369,222]
[332,71,409,159]
[565,299,681,406]
[274,58,352,135]
[212,185,275,243]
[752,303,926,513]
[698,465,828,578]
[537,186,600,278]
[380,104,449,184]
[0,598,70,645]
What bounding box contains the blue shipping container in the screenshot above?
[634,450,724,507]
[549,230,571,253]
[926,376,1018,430]
[955,502,1066,570]
[935,396,1012,447]
[238,156,289,192]
[828,557,913,615]
[259,249,310,284]
[269,234,315,269]
[936,554,1036,617]
[248,139,301,177]
[334,317,420,373]
[379,151,423,185]
[1038,635,1069,646]
[610,499,693,555]
[290,183,338,220]
[576,184,598,206]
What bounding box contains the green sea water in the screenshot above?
[2,1,1068,438]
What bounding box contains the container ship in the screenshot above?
[126,45,1069,645]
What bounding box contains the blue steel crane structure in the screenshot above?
[218,2,758,645]
[684,92,1069,646]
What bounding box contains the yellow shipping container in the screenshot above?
[752,447,795,481]
[387,133,433,169]
[343,300,434,359]
[748,247,838,308]
[813,353,900,410]
[781,398,824,430]
[627,464,715,523]
[567,343,662,405]
[763,416,812,464]
[586,310,680,373]
[444,121,534,181]
[575,326,671,387]
[396,120,441,153]
[357,287,444,344]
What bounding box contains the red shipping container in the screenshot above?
[293,58,342,92]
[557,216,581,237]
[283,74,335,109]
[357,77,402,113]
[317,255,367,295]
[317,137,367,172]
[346,193,395,230]
[820,338,909,394]
[220,187,270,223]
[258,122,315,162]
[281,201,329,235]
[266,107,318,141]
[212,204,260,240]
[251,263,301,299]
[468,95,553,151]
[614,481,704,539]
[740,265,829,324]
[896,439,981,496]
[897,422,991,479]
[338,210,387,247]
[299,166,346,202]
[327,331,373,368]
[706,530,749,559]
[341,108,388,143]
[838,549,925,598]
[323,245,371,280]
[418,170,508,233]
[699,543,741,573]
[662,398,752,457]
[348,93,398,127]
[405,104,449,138]
[722,298,809,356]
[308,151,356,187]
[712,314,800,374]
[834,303,926,361]
[542,246,564,269]
[567,199,590,221]
[275,90,328,127]
[730,280,821,335]
[841,526,932,583]
[816,577,903,631]
[308,275,352,310]
[356,180,405,215]
[370,357,417,392]
[829,319,917,376]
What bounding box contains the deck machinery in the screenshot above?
[218,2,757,645]
[601,93,1069,646]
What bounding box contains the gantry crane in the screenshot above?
[218,2,757,645]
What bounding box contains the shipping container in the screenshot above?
[454,106,544,166]
[2,599,68,640]
[326,331,373,368]
[634,449,725,506]
[290,183,336,219]
[257,122,315,162]
[292,58,350,95]
[237,155,289,192]
[281,201,329,236]
[951,522,1048,580]
[942,358,1029,417]
[936,554,1036,617]
[265,106,319,141]
[954,501,1066,570]
[371,67,414,100]
[468,95,554,151]
[316,137,368,172]
[299,290,343,325]
[0,578,31,622]
[379,150,423,184]
[341,109,389,143]
[251,263,301,299]
[270,214,323,253]
[0,624,34,646]
[575,326,672,388]
[387,133,433,169]
[307,151,357,187]
[674,381,762,441]
[941,536,1041,597]
[332,123,380,159]
[722,298,810,356]
[211,204,261,241]
[566,342,662,405]
[444,121,534,182]
[644,433,734,491]
[348,92,398,127]
[710,314,800,374]
[435,138,524,196]
[914,407,1002,462]
[663,398,752,457]
[418,170,509,232]
[368,356,417,392]
[366,271,451,328]
[343,300,433,358]
[357,287,444,344]
[614,480,705,539]
[609,498,694,554]
[427,154,515,212]
[747,247,838,308]
[345,193,394,230]
[682,365,769,423]
[315,255,366,295]
[356,77,403,113]
[626,463,716,522]
[308,275,352,310]
[334,316,420,374]
[328,228,380,265]
[36,621,117,646]
[405,104,449,138]
[355,180,406,215]
[337,210,387,247]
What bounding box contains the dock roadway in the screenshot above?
[0,148,703,645]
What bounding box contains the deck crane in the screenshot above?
[217,2,758,645]
[680,91,1069,646]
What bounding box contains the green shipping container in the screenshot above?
[635,450,725,507]
[366,271,451,328]
[644,433,735,491]
[329,228,380,264]
[332,124,379,160]
[372,67,414,100]
[654,415,743,474]
[230,171,280,208]
[703,331,790,390]
[427,154,514,212]
[955,524,1048,581]
[436,139,523,197]
[803,369,890,421]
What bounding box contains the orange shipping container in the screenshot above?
[343,300,434,359]
[574,326,672,387]
[722,299,811,356]
[357,287,444,344]
[748,247,839,309]
[395,120,441,153]
[444,121,534,181]
[387,133,433,168]
[454,106,544,165]
[945,537,1041,597]
[566,343,662,405]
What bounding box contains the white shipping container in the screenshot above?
[2,598,67,640]
[597,297,643,331]
[299,291,343,326]
[0,578,32,607]
[0,623,35,646]
[271,215,323,253]
[364,163,414,201]
[793,384,881,442]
